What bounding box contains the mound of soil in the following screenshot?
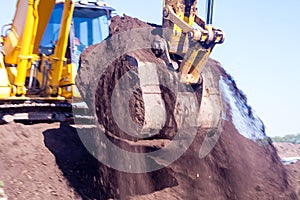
[75,15,298,199]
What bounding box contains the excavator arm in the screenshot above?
[162,0,224,83]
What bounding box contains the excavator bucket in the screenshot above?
[75,22,223,143]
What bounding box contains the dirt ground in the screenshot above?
[0,122,298,199]
[274,143,300,158]
[0,122,79,199]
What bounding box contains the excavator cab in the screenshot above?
[40,1,112,62]
[38,1,114,99]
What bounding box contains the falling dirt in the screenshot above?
[75,15,298,199]
[0,15,299,199]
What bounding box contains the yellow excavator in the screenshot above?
[0,0,114,122]
[0,0,224,123]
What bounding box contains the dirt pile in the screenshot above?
[75,15,298,199]
[0,15,298,200]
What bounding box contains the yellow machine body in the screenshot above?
[0,0,114,102]
[163,0,224,83]
[1,0,73,98]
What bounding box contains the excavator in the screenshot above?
[0,0,224,131]
[0,0,114,122]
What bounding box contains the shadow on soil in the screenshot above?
[43,123,178,199]
[43,123,106,199]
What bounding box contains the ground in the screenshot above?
[0,122,79,200]
[0,121,298,199]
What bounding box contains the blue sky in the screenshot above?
[1,0,300,136]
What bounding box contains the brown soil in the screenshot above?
[0,118,298,199]
[0,123,79,199]
[75,15,298,199]
[0,15,298,199]
[274,143,300,197]
[274,143,300,158]
[286,162,300,197]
